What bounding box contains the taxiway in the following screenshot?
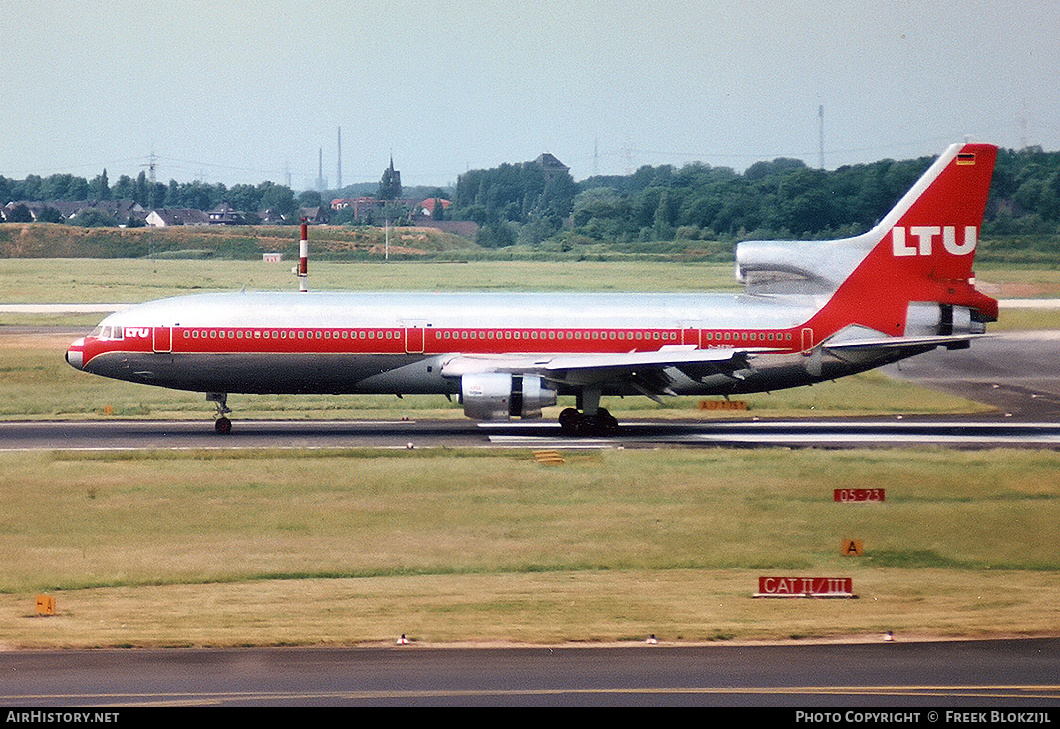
[2,638,1058,707]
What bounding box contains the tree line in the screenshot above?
[444,146,1060,249]
[5,146,1060,248]
[0,162,443,228]
[451,161,578,247]
[0,170,312,222]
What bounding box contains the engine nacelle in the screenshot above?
[735,237,867,295]
[460,372,557,421]
[906,302,984,336]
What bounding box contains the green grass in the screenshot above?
[976,264,1060,295]
[992,307,1060,331]
[1,448,1057,647]
[0,258,742,304]
[3,256,1057,304]
[0,222,471,261]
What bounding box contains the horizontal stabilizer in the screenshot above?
[823,333,991,352]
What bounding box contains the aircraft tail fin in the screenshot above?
[809,142,998,340]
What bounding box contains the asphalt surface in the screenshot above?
[2,639,1058,707]
[4,416,1060,451]
[883,330,1060,420]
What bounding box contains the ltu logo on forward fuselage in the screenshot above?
[892,226,977,257]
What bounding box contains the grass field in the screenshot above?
[1,257,1058,648]
[0,257,746,304]
[2,448,1058,648]
[0,222,472,261]
[2,257,1060,302]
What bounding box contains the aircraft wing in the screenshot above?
[440,345,779,400]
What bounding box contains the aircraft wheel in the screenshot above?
[558,408,619,437]
[214,416,232,435]
[594,408,620,435]
[558,408,581,434]
[572,416,594,437]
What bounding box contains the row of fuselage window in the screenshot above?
[177,328,797,344]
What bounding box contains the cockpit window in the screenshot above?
[92,326,125,340]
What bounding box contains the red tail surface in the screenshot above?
[811,142,998,339]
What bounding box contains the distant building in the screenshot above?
[259,208,289,225]
[419,198,451,217]
[533,153,570,182]
[331,196,414,223]
[298,206,330,225]
[3,199,145,225]
[208,204,247,225]
[1,202,36,222]
[145,208,209,227]
[378,156,402,200]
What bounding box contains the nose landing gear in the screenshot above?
[207,393,232,435]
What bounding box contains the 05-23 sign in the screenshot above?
[833,488,885,503]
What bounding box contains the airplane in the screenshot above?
[66,141,999,436]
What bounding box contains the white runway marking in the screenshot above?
[487,421,1060,448]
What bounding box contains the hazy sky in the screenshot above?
[3,0,1058,190]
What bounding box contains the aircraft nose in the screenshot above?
[66,338,85,370]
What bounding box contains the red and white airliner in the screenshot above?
[67,142,999,435]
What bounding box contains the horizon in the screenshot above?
[4,141,1057,201]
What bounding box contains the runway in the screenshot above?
[4,416,1060,451]
[2,638,1058,707]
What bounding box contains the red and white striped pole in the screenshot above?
[298,219,309,292]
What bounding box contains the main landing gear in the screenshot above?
[558,407,619,436]
[557,387,620,436]
[207,393,232,435]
